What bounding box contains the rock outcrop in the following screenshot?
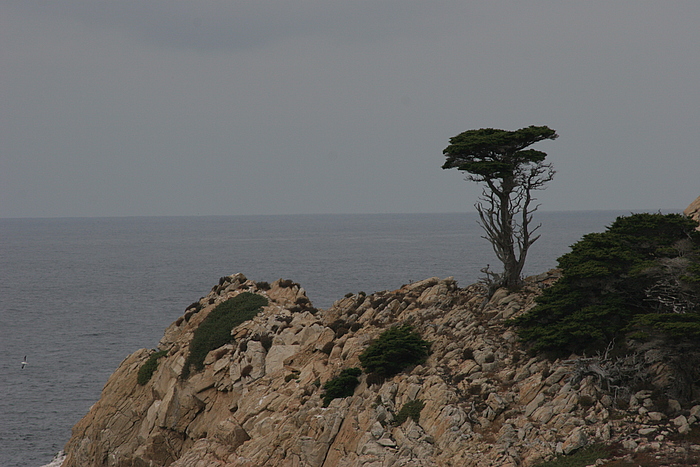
[685,195,700,229]
[63,273,700,467]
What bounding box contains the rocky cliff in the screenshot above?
[685,195,700,229]
[62,272,700,467]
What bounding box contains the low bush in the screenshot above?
[393,399,425,425]
[365,372,386,387]
[137,350,168,386]
[182,292,268,379]
[359,324,431,377]
[322,367,362,407]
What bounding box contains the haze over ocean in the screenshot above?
[0,210,672,466]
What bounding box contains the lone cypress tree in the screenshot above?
[442,125,558,290]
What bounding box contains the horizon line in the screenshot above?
[0,208,683,221]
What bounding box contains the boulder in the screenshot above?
[562,427,588,454]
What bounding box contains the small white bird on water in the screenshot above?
[21,356,28,369]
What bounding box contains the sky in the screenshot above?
[1,1,698,218]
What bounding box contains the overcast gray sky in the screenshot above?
[1,1,698,218]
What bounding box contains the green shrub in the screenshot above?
[365,372,386,387]
[137,350,168,386]
[322,367,362,407]
[359,324,431,377]
[394,399,425,425]
[182,292,268,379]
[514,213,700,355]
[632,312,700,338]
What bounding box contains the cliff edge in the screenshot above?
[62,271,700,467]
[685,195,700,229]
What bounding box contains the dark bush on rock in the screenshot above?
[137,350,168,386]
[359,324,431,377]
[394,399,425,425]
[322,367,362,407]
[365,372,386,387]
[182,292,268,379]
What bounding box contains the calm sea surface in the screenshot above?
[0,211,652,466]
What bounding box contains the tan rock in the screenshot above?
[265,344,300,375]
[562,427,588,454]
[61,274,700,467]
[519,373,545,406]
[684,195,700,229]
[525,393,547,417]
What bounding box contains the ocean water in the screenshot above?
[0,210,644,466]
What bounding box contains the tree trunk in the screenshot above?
[499,178,522,290]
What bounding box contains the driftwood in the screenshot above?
[563,341,647,402]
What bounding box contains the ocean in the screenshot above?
[0,210,648,466]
